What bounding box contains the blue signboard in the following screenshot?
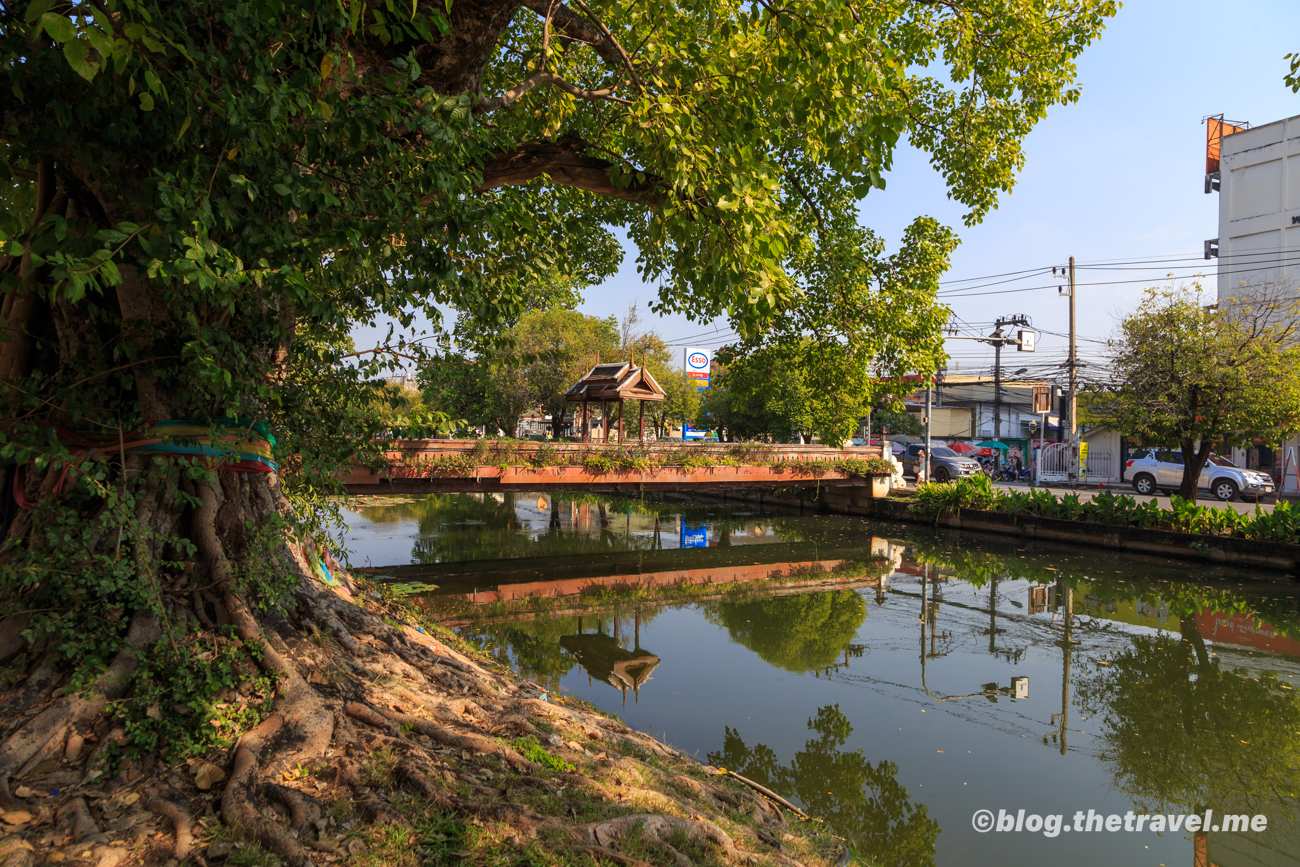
[680,524,709,548]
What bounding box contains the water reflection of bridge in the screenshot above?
[380,537,892,607]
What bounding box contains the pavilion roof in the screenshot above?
[565,361,667,402]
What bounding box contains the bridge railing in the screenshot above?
[346,439,884,481]
[382,439,875,461]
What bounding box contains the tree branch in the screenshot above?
[476,70,630,112]
[518,0,641,86]
[474,139,665,204]
[565,0,644,89]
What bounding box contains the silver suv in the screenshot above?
[901,444,984,483]
[1126,448,1275,502]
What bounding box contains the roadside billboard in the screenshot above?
[684,346,711,388]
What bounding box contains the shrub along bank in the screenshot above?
[911,475,1300,543]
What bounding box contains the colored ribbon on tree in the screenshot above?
[56,417,279,473]
[7,417,279,510]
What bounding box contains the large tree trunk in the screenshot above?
[0,263,543,861]
[1178,440,1214,502]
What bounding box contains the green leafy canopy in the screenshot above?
[2,0,1118,418]
[0,0,1117,561]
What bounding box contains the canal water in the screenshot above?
[341,492,1300,867]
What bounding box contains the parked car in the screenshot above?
[1125,449,1275,502]
[900,444,984,483]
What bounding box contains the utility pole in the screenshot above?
[944,319,1035,449]
[991,315,1031,443]
[1057,258,1079,481]
[993,339,1002,441]
[1068,256,1077,443]
[923,379,933,483]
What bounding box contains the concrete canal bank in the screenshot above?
[682,485,1300,575]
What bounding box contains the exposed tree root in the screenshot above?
[376,705,537,770]
[223,714,315,867]
[571,845,657,867]
[0,611,159,810]
[344,701,400,736]
[708,768,811,820]
[60,796,107,844]
[577,814,755,864]
[397,756,549,831]
[0,470,852,867]
[0,615,29,663]
[145,797,194,861]
[338,758,407,825]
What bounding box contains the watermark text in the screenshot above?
[971,809,1267,838]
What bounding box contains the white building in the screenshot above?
[1209,112,1300,298]
[1208,113,1300,491]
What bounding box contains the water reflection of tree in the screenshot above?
[708,705,938,867]
[703,591,866,672]
[460,617,578,693]
[1076,619,1300,816]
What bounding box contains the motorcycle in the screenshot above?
[997,465,1031,483]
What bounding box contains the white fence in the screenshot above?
[1035,443,1119,484]
[1037,443,1072,483]
[1084,451,1116,482]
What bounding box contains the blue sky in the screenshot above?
[573,0,1300,378]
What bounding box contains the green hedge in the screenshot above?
[911,475,1300,543]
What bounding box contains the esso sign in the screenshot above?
[683,346,712,387]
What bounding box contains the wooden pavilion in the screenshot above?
[565,361,666,443]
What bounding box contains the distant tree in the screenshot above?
[870,407,924,438]
[646,370,703,439]
[421,310,619,437]
[708,342,880,444]
[1088,284,1300,500]
[512,309,621,438]
[420,347,494,435]
[701,350,801,441]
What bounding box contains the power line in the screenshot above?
[939,254,1300,298]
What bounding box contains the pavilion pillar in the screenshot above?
[582,400,588,442]
[602,400,609,443]
[618,399,624,444]
[639,401,645,444]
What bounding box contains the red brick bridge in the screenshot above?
[343,441,890,495]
